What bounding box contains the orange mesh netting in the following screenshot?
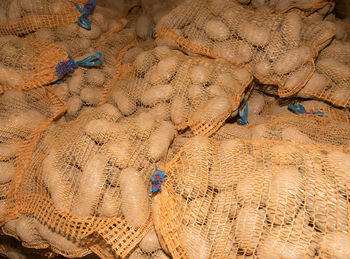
[103,47,253,136]
[152,136,350,258]
[0,0,91,36]
[3,104,176,257]
[250,112,350,152]
[0,88,66,223]
[0,37,99,94]
[297,40,350,108]
[154,0,336,98]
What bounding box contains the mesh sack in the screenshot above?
[250,112,350,152]
[53,28,136,121]
[154,0,336,97]
[3,104,176,257]
[0,0,96,36]
[296,40,350,108]
[0,88,66,222]
[152,136,350,258]
[103,47,253,136]
[249,0,334,15]
[0,36,105,94]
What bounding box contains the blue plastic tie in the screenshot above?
[73,0,96,30]
[56,52,103,79]
[238,99,248,126]
[288,104,328,118]
[151,165,167,194]
[151,25,156,39]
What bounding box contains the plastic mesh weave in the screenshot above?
[155,0,336,97]
[152,136,350,258]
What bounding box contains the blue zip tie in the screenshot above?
[288,104,328,118]
[56,52,103,79]
[151,165,167,194]
[237,99,248,126]
[73,0,96,30]
[151,25,156,39]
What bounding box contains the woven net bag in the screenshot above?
[2,104,176,257]
[0,37,104,94]
[0,87,65,223]
[0,0,95,36]
[154,0,336,98]
[152,136,350,258]
[297,40,350,108]
[103,47,253,136]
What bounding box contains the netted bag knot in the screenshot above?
[151,165,167,194]
[56,52,103,79]
[237,99,249,126]
[288,104,328,118]
[73,0,96,30]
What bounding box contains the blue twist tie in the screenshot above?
[151,165,167,194]
[56,52,103,79]
[73,0,96,30]
[151,25,156,39]
[237,99,248,126]
[288,104,328,118]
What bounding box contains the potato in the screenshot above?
[235,206,266,254]
[248,92,265,115]
[85,119,118,143]
[250,124,269,140]
[281,127,312,144]
[6,110,46,129]
[36,221,82,253]
[135,112,155,135]
[273,47,312,75]
[14,216,38,244]
[148,103,171,121]
[178,136,212,198]
[171,96,189,125]
[104,137,131,169]
[99,187,121,217]
[136,14,153,40]
[210,191,238,220]
[80,86,102,105]
[0,161,15,184]
[110,88,137,116]
[213,40,253,64]
[92,12,108,32]
[267,167,303,225]
[179,227,211,259]
[204,20,230,41]
[68,69,83,95]
[71,154,107,217]
[317,58,350,83]
[139,227,161,253]
[85,69,105,87]
[320,42,350,63]
[207,84,226,98]
[150,56,179,84]
[191,96,231,122]
[189,65,211,85]
[66,96,83,117]
[275,0,293,11]
[319,232,350,258]
[332,88,350,105]
[135,51,156,76]
[281,12,301,47]
[153,46,172,60]
[123,47,144,64]
[148,121,175,162]
[238,21,271,47]
[253,60,272,79]
[95,103,122,121]
[79,23,101,40]
[119,167,150,228]
[335,21,346,40]
[283,66,312,93]
[297,72,330,98]
[215,72,242,93]
[8,0,21,20]
[236,170,271,207]
[141,84,173,107]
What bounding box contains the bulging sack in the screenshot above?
[104,46,252,136]
[152,136,350,258]
[0,37,103,94]
[0,0,95,36]
[155,0,336,97]
[3,104,175,257]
